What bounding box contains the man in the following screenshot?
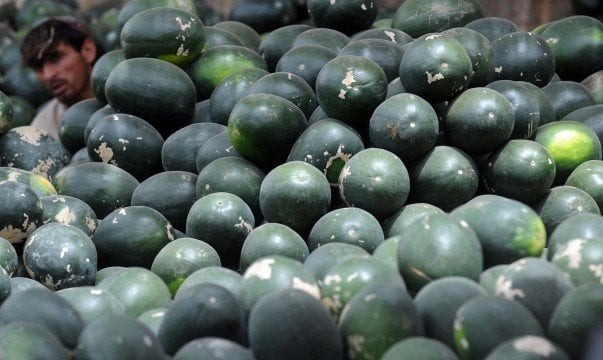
[20,15,98,138]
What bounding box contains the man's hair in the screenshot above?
[20,15,95,70]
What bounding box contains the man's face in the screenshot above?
[34,40,95,106]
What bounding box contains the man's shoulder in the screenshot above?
[30,99,66,138]
[36,98,67,115]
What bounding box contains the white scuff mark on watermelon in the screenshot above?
[66,264,72,273]
[136,136,143,140]
[85,258,90,262]
[338,89,347,99]
[85,216,96,232]
[234,216,253,233]
[546,37,558,44]
[364,293,377,302]
[175,16,193,31]
[323,274,342,286]
[151,310,165,318]
[347,335,365,357]
[324,144,351,184]
[32,158,55,180]
[552,239,584,269]
[322,294,342,314]
[494,275,525,300]
[55,206,75,225]
[342,70,356,88]
[91,289,103,295]
[143,336,153,347]
[5,171,18,182]
[118,138,129,151]
[0,225,27,243]
[514,258,527,269]
[495,66,503,73]
[410,266,429,280]
[176,43,189,57]
[459,220,470,228]
[425,34,442,40]
[347,229,356,237]
[209,296,217,303]
[346,272,359,282]
[330,235,335,240]
[0,225,24,243]
[111,218,118,224]
[297,64,306,71]
[95,142,115,165]
[305,154,313,160]
[330,0,335,5]
[409,122,416,128]
[512,336,555,356]
[453,315,469,349]
[383,30,396,42]
[244,257,275,280]
[166,224,174,241]
[14,126,43,146]
[60,246,69,258]
[22,213,37,238]
[457,169,464,175]
[292,277,321,299]
[589,264,603,283]
[52,197,66,203]
[43,273,56,289]
[118,208,127,216]
[426,71,444,84]
[361,3,367,10]
[340,165,352,179]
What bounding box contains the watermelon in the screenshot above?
[157,283,245,355]
[307,207,384,253]
[151,237,221,295]
[397,212,483,294]
[338,283,423,360]
[96,267,172,318]
[120,6,205,66]
[93,205,175,268]
[239,255,320,313]
[75,313,166,359]
[239,222,308,273]
[56,286,125,325]
[0,322,70,359]
[248,288,343,360]
[23,222,97,291]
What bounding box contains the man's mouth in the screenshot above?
[49,81,68,97]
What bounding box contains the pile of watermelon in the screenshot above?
[0,0,601,358]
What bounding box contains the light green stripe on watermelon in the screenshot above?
[0,167,57,197]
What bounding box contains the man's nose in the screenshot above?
[37,63,59,82]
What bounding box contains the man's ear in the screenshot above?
[80,38,97,65]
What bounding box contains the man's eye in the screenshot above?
[46,53,62,63]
